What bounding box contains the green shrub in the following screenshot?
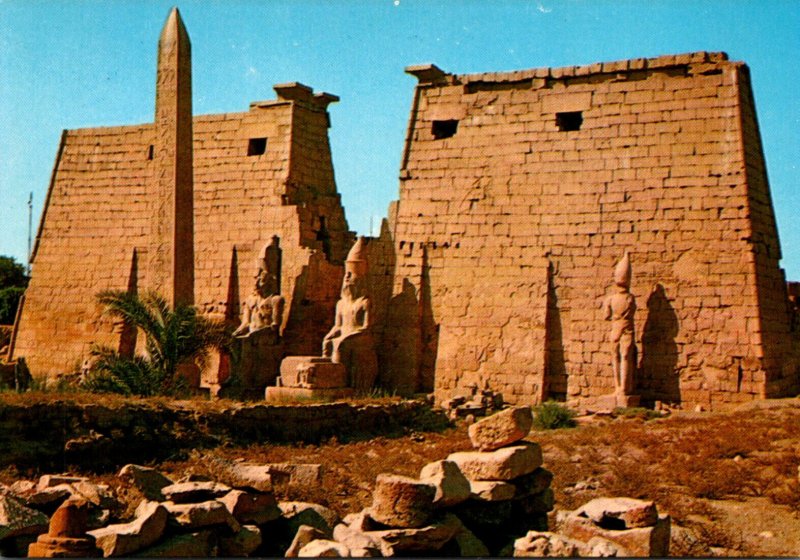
[532,400,577,430]
[0,286,25,324]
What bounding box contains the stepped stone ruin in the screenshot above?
[5,7,800,410]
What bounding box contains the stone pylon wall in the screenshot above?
[10,92,352,379]
[383,51,799,410]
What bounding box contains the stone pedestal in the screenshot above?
[28,499,102,558]
[265,357,353,402]
[233,329,282,397]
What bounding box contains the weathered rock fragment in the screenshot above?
[575,497,659,529]
[163,499,241,533]
[447,442,542,481]
[370,474,435,528]
[218,523,261,556]
[28,498,102,558]
[297,538,351,557]
[468,406,533,451]
[118,465,174,501]
[286,524,327,557]
[88,500,168,557]
[220,489,280,524]
[0,493,49,540]
[418,460,470,507]
[513,531,583,557]
[160,481,231,503]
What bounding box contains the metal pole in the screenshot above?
[27,192,32,276]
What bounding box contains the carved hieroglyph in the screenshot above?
[602,252,637,397]
[150,7,194,307]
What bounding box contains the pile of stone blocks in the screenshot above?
[514,497,671,557]
[441,382,504,419]
[292,405,552,556]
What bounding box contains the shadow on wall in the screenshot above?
[545,262,567,402]
[374,221,439,396]
[640,283,680,404]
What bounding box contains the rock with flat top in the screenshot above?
[118,465,174,501]
[370,474,435,528]
[447,442,542,481]
[227,463,274,492]
[220,489,280,524]
[559,509,671,557]
[163,500,241,533]
[160,481,231,504]
[576,497,659,529]
[36,475,87,491]
[419,460,470,507]
[88,500,168,557]
[468,406,533,451]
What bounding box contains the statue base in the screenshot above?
[596,393,640,412]
[265,386,354,403]
[278,356,348,388]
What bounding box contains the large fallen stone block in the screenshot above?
[575,497,659,529]
[0,493,49,540]
[36,475,88,491]
[220,489,280,525]
[219,523,262,557]
[160,481,231,503]
[88,500,168,557]
[468,406,533,451]
[332,522,382,557]
[447,442,542,481]
[370,474,436,528]
[263,463,323,490]
[513,531,583,557]
[558,510,671,557]
[226,463,274,492]
[367,513,461,556]
[134,530,217,557]
[419,460,470,507]
[297,538,351,557]
[118,465,174,501]
[163,500,241,534]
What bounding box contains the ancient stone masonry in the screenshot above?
[9,13,352,380]
[379,51,800,410]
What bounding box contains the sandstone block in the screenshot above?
[219,524,261,557]
[279,501,340,537]
[559,511,671,557]
[160,481,231,503]
[0,493,49,540]
[298,539,351,557]
[512,467,554,498]
[332,521,382,557]
[470,480,516,501]
[163,500,241,534]
[134,530,216,557]
[367,513,461,556]
[418,460,470,507]
[576,497,659,528]
[88,501,168,557]
[226,463,274,492]
[447,442,542,481]
[513,531,583,557]
[220,489,280,524]
[468,406,533,451]
[286,524,328,558]
[118,465,174,501]
[36,475,88,491]
[370,474,436,528]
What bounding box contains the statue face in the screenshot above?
[254,268,279,297]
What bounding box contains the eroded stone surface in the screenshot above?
[163,500,241,533]
[576,497,659,529]
[297,539,351,557]
[370,474,435,528]
[419,460,470,507]
[160,481,231,503]
[118,465,174,501]
[559,511,671,557]
[219,524,261,557]
[468,406,533,451]
[448,442,542,481]
[279,501,340,537]
[88,500,168,557]
[470,480,516,501]
[513,531,583,557]
[0,493,49,540]
[219,489,280,525]
[286,524,327,558]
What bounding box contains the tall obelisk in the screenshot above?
[151,7,194,306]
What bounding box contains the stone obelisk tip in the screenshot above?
[159,7,190,47]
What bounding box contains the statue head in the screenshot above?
[342,236,368,298]
[614,251,632,290]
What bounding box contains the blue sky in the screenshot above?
[1,1,799,277]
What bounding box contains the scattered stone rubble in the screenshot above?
[0,405,671,557]
[441,381,504,420]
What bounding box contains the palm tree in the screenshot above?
[82,290,229,396]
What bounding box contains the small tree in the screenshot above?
[0,256,28,324]
[82,290,229,396]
